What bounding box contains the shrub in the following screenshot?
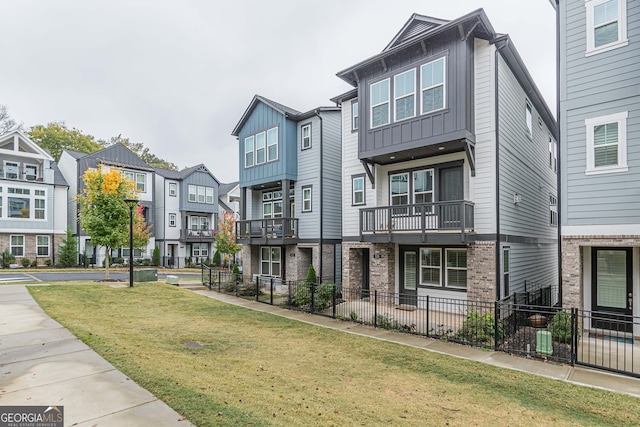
[58,226,78,267]
[291,282,335,311]
[306,264,317,284]
[373,314,402,331]
[232,263,240,275]
[21,257,31,268]
[44,259,52,267]
[30,259,38,268]
[152,246,160,266]
[350,311,358,321]
[456,311,502,343]
[550,311,573,344]
[2,249,16,268]
[213,250,221,267]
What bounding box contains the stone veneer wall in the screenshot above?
[561,235,640,309]
[0,233,64,265]
[466,241,497,302]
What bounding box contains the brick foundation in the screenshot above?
[466,241,497,302]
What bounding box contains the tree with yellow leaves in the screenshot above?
[77,167,150,279]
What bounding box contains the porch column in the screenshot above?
[241,186,247,220]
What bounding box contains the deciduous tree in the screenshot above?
[215,211,241,271]
[0,105,22,135]
[27,122,104,161]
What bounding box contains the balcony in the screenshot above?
[180,228,215,242]
[236,218,299,245]
[0,168,44,182]
[360,201,474,244]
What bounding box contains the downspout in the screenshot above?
[494,37,509,301]
[316,110,324,283]
[555,0,563,306]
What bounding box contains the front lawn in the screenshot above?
[30,284,640,427]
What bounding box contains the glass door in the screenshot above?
[591,248,633,333]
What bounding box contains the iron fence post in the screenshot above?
[494,300,500,351]
[256,276,260,302]
[270,277,274,305]
[332,285,336,318]
[208,267,212,290]
[311,283,316,313]
[571,307,578,366]
[288,281,292,307]
[374,290,378,328]
[425,295,430,337]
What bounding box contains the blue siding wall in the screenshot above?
[181,171,218,214]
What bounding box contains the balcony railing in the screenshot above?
[180,228,214,240]
[360,201,474,242]
[0,169,44,182]
[236,218,299,243]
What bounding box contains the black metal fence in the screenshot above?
[199,266,640,378]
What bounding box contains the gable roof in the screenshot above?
[155,163,220,185]
[219,181,239,196]
[0,130,54,161]
[383,14,449,51]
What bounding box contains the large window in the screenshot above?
[8,197,29,218]
[585,111,628,174]
[302,186,312,212]
[244,127,278,167]
[10,235,24,257]
[446,249,467,289]
[371,79,390,127]
[169,182,177,196]
[37,235,50,256]
[421,57,445,114]
[4,162,18,179]
[188,185,196,202]
[352,175,365,206]
[123,171,145,192]
[188,184,215,204]
[267,127,278,162]
[301,124,311,150]
[394,69,415,121]
[192,243,209,257]
[420,248,441,287]
[352,101,359,130]
[190,216,209,230]
[255,131,266,164]
[390,173,409,206]
[586,0,628,55]
[262,191,285,219]
[34,198,45,219]
[244,135,255,167]
[390,170,433,213]
[413,170,433,205]
[260,246,281,276]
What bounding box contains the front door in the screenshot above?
[361,248,370,298]
[591,248,633,333]
[400,251,418,306]
[439,166,463,229]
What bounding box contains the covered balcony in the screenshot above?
[236,218,299,245]
[180,228,215,242]
[360,201,474,244]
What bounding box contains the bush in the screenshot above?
[456,311,502,343]
[152,246,160,266]
[58,226,78,268]
[21,257,31,268]
[373,314,402,331]
[44,259,52,267]
[291,282,335,311]
[306,264,317,284]
[2,249,16,268]
[213,250,221,267]
[550,311,573,344]
[30,259,38,268]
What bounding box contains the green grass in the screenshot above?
[29,284,640,427]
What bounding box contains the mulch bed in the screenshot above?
[499,326,572,362]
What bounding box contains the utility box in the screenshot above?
[133,268,158,282]
[536,330,553,356]
[166,275,179,285]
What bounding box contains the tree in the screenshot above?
[152,246,160,266]
[132,204,152,250]
[103,135,178,170]
[58,226,79,267]
[214,211,241,271]
[0,105,22,135]
[77,167,149,279]
[27,122,104,161]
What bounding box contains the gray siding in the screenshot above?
[320,111,342,240]
[58,151,79,233]
[359,33,474,159]
[561,0,640,227]
[505,242,558,301]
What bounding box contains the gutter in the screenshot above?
[316,110,324,282]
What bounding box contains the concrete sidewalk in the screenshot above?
[0,285,193,427]
[190,287,640,398]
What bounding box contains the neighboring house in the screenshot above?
[0,131,68,265]
[219,181,240,217]
[559,0,640,332]
[58,143,155,265]
[154,164,220,268]
[333,10,558,304]
[232,95,341,282]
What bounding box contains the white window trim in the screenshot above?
[169,182,177,197]
[4,161,19,179]
[585,0,628,57]
[205,187,214,204]
[419,248,441,287]
[302,186,312,212]
[10,235,24,257]
[301,124,312,150]
[352,175,365,206]
[394,69,416,122]
[24,163,38,181]
[420,57,446,115]
[168,213,176,227]
[370,78,390,128]
[260,246,281,277]
[266,127,278,162]
[585,111,628,175]
[244,135,255,168]
[445,248,467,290]
[525,101,533,138]
[188,184,197,202]
[136,173,146,193]
[352,101,359,131]
[37,235,50,257]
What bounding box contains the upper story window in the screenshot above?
[585,111,628,175]
[394,69,416,121]
[525,102,533,137]
[169,182,177,197]
[302,186,312,212]
[24,165,38,181]
[301,124,311,150]
[262,191,283,219]
[549,135,557,172]
[352,175,365,205]
[352,101,359,130]
[168,212,176,227]
[421,57,445,114]
[4,162,18,179]
[586,0,628,55]
[3,187,46,220]
[123,171,145,192]
[550,194,558,226]
[244,127,278,168]
[188,184,215,204]
[371,79,390,128]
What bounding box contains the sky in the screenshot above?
[0,0,556,184]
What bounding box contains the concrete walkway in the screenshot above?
[0,285,193,427]
[190,287,640,398]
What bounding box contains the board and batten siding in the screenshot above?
[497,54,557,240]
[341,98,373,238]
[181,172,218,214]
[561,0,640,228]
[471,38,497,235]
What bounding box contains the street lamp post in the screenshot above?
[124,198,139,288]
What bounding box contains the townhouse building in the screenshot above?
[559,0,640,333]
[232,95,341,282]
[0,131,68,264]
[218,181,240,217]
[154,164,219,267]
[333,10,558,304]
[58,143,155,265]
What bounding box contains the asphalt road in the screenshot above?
[0,270,201,283]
